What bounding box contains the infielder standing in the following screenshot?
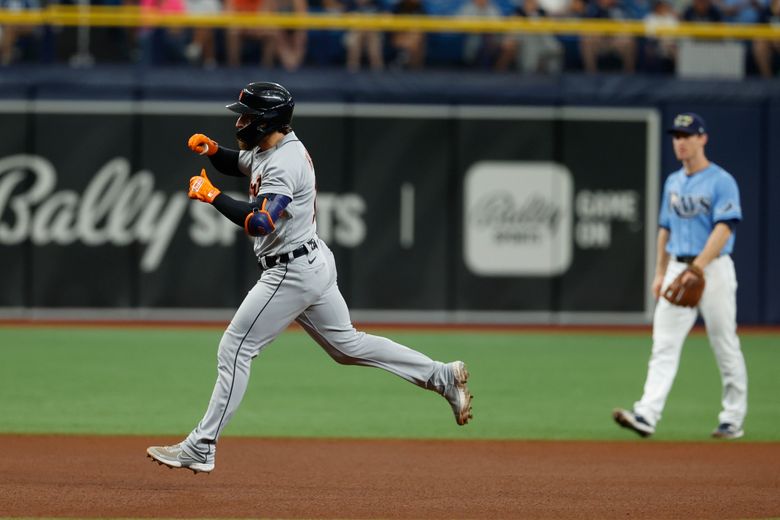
[147,82,473,473]
[613,112,748,440]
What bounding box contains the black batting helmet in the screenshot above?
[227,82,295,145]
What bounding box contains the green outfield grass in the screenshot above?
[0,326,778,441]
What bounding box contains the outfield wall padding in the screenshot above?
[0,68,778,324]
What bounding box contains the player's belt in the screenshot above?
[258,238,318,271]
[674,255,697,264]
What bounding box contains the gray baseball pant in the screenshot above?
[184,238,450,458]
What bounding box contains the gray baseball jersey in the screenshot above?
[180,131,461,466]
[238,132,317,258]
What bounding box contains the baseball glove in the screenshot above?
[663,265,705,307]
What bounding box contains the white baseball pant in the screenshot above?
[634,255,748,428]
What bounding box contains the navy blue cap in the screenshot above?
[667,112,707,135]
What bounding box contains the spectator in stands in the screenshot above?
[226,0,278,67]
[139,0,190,65]
[91,0,136,64]
[273,0,308,71]
[683,0,723,21]
[389,0,426,69]
[310,0,342,10]
[579,0,637,73]
[494,0,563,73]
[537,0,569,15]
[0,0,40,65]
[344,0,384,71]
[457,0,503,68]
[307,0,347,66]
[643,0,679,73]
[752,0,780,77]
[568,0,589,17]
[715,0,765,23]
[554,0,588,69]
[624,0,653,17]
[184,0,221,68]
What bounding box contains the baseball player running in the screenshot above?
[147,82,473,473]
[613,112,747,440]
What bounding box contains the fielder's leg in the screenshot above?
[633,261,698,427]
[698,256,747,433]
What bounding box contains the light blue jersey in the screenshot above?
[658,162,741,257]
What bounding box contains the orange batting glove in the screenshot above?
[188,133,218,156]
[188,169,221,203]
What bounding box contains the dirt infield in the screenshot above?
[1,435,779,519]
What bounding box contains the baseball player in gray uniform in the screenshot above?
[613,112,747,440]
[147,82,473,473]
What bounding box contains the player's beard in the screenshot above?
[236,119,260,150]
[237,139,254,151]
[237,132,262,150]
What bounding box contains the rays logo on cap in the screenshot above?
[667,112,706,135]
[674,114,694,128]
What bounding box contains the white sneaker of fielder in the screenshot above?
[612,408,655,437]
[147,442,215,474]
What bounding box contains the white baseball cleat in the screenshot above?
[711,423,744,439]
[147,443,214,474]
[612,408,655,438]
[443,361,473,426]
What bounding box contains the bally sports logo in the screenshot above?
[463,161,573,276]
[0,154,366,273]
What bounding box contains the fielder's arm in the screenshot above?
[652,227,671,299]
[692,221,736,270]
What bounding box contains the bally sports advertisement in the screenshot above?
[0,102,658,323]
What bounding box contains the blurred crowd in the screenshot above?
[1,0,779,76]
